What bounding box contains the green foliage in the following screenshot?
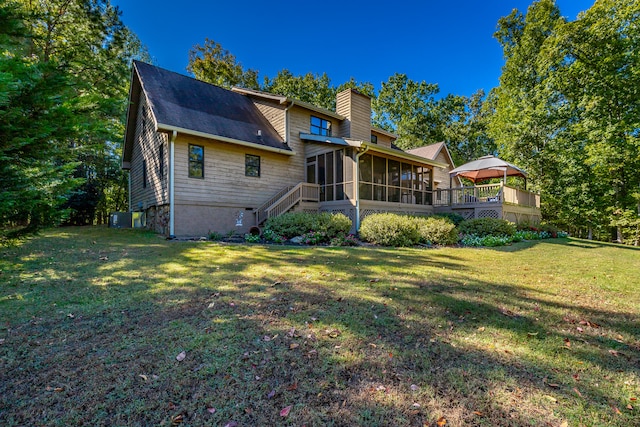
[416,216,459,245]
[490,0,640,244]
[263,212,351,240]
[432,212,466,226]
[262,228,286,244]
[187,38,259,89]
[610,209,640,246]
[461,234,513,247]
[329,233,359,247]
[244,233,261,243]
[0,0,146,234]
[208,231,223,241]
[358,213,421,247]
[458,218,516,238]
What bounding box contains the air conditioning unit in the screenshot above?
[109,212,132,228]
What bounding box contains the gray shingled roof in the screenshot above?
[406,142,445,160]
[133,61,288,151]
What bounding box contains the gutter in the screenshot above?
[169,130,176,238]
[354,145,370,232]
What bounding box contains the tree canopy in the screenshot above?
[0,0,146,236]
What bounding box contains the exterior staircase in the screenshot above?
[255,183,320,225]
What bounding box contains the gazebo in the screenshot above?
[433,155,540,224]
[449,155,528,188]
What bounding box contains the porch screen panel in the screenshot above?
[389,160,400,202]
[326,152,334,201]
[318,154,326,202]
[359,154,373,201]
[401,163,413,204]
[373,156,387,201]
[336,150,344,200]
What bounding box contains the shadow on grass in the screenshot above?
[0,227,638,426]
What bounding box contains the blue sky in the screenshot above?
[113,0,593,98]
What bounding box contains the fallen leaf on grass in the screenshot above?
[289,343,299,349]
[631,397,638,401]
[207,407,216,414]
[547,383,560,389]
[564,338,571,348]
[627,404,633,410]
[436,416,447,426]
[176,351,186,362]
[280,405,292,417]
[573,387,583,398]
[612,406,622,415]
[286,382,298,391]
[410,384,419,391]
[224,422,238,427]
[267,389,276,399]
[527,332,538,337]
[473,411,483,416]
[326,329,341,338]
[543,395,558,403]
[171,414,183,425]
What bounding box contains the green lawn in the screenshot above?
[1,227,638,426]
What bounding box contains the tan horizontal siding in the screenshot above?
[251,98,286,139]
[371,131,394,149]
[130,94,169,211]
[173,134,304,208]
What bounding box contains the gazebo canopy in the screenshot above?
[449,155,527,184]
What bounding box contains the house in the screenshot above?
[122,61,539,236]
[406,142,462,190]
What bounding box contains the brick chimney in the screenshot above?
[336,89,371,141]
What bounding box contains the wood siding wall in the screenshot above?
[370,130,395,149]
[250,98,286,139]
[336,89,371,141]
[129,94,169,211]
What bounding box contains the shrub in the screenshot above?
[208,231,223,241]
[458,218,516,237]
[262,229,286,244]
[264,212,352,240]
[416,216,458,245]
[461,234,512,247]
[432,212,465,226]
[300,231,327,245]
[244,233,261,243]
[330,233,359,247]
[359,213,420,247]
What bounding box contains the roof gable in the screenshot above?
[128,61,288,153]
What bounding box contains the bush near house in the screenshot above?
[416,216,459,245]
[359,213,421,247]
[458,218,516,238]
[432,212,465,226]
[263,212,352,242]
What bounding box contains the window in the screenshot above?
[189,144,204,178]
[245,154,260,177]
[371,134,378,144]
[310,116,331,136]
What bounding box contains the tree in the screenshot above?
[263,69,337,110]
[1,0,146,235]
[187,38,259,89]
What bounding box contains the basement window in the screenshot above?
[310,116,331,137]
[245,154,260,177]
[188,144,204,178]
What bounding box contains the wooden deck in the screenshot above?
[433,183,541,224]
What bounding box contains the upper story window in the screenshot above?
[245,154,260,177]
[189,144,204,178]
[371,134,378,144]
[310,116,331,136]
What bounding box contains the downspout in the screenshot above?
[128,169,131,212]
[169,130,177,238]
[354,145,370,232]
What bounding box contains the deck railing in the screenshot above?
[256,183,320,225]
[434,184,539,208]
